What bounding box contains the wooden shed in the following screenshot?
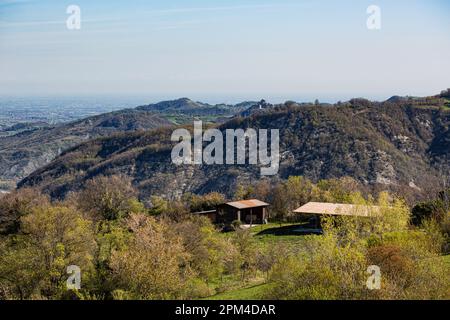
[217,199,269,225]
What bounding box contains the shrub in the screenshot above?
[367,230,449,299]
[231,220,242,230]
[267,234,367,300]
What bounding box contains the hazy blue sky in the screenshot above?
[0,0,449,103]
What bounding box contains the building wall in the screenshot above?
[217,205,267,225]
[241,207,265,224]
[216,205,239,224]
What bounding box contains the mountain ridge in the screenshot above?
[0,109,172,188]
[18,92,450,203]
[0,98,264,190]
[136,97,257,116]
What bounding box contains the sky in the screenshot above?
[0,0,449,103]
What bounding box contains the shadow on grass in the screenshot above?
[256,224,323,236]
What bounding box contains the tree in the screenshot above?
[234,185,254,201]
[412,201,441,226]
[0,188,49,235]
[321,191,410,245]
[75,175,140,220]
[315,177,361,203]
[252,180,272,203]
[148,196,169,216]
[440,88,450,98]
[272,176,314,221]
[232,229,258,280]
[110,214,192,299]
[187,192,225,213]
[0,204,96,299]
[173,216,237,283]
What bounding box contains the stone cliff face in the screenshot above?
[18,96,450,203]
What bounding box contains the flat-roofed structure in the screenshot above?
[294,202,381,228]
[294,202,381,217]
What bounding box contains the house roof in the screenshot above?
[294,202,381,217]
[225,199,270,210]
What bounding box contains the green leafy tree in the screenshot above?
[0,188,49,235]
[76,175,141,220]
[188,192,225,212]
[110,214,192,299]
[174,216,237,284]
[0,204,96,299]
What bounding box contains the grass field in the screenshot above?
[252,223,319,246]
[219,222,315,246]
[204,223,312,300]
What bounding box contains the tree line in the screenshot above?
[0,175,448,300]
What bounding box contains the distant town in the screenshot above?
[0,96,148,135]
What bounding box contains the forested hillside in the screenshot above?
[0,110,172,189]
[19,92,450,203]
[0,98,257,190]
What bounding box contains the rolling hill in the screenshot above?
[0,99,260,190]
[18,92,450,203]
[136,98,257,124]
[137,97,256,116]
[0,110,172,189]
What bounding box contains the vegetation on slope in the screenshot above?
[18,96,450,203]
[0,110,172,188]
[1,175,449,300]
